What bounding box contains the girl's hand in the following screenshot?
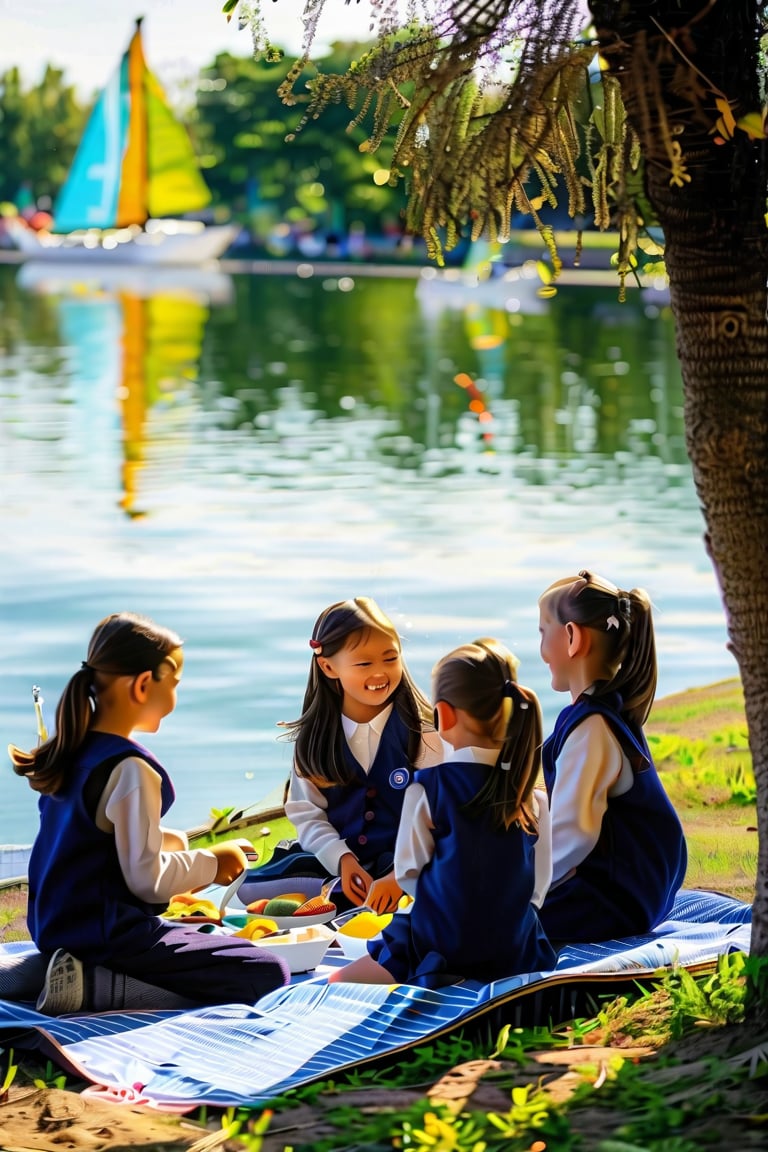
[366,872,403,915]
[209,842,248,886]
[340,853,373,906]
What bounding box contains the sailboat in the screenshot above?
[8,18,238,266]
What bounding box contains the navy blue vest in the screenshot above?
[28,732,176,963]
[319,709,414,873]
[539,693,688,941]
[373,759,556,984]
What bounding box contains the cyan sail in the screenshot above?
[53,20,211,233]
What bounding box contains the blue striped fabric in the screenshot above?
[0,889,751,1109]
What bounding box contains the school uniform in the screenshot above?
[539,692,688,943]
[28,731,289,1004]
[368,748,556,987]
[263,705,443,893]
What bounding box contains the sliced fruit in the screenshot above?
[245,898,270,914]
[294,896,336,916]
[263,897,302,917]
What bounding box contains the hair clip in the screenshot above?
[606,615,619,630]
[500,761,512,772]
[309,639,323,654]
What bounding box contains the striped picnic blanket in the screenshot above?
[0,889,751,1111]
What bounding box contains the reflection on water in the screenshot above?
[0,262,734,843]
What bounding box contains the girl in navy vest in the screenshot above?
[10,612,289,1015]
[537,570,688,944]
[280,597,443,914]
[330,639,556,987]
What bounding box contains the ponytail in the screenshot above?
[10,613,182,796]
[540,571,656,727]
[432,639,542,832]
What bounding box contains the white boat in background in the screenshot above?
[16,260,234,306]
[8,18,238,266]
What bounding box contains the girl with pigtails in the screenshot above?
[537,571,688,944]
[331,639,556,987]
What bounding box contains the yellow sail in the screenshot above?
[58,18,211,232]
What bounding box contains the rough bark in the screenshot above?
[591,0,768,962]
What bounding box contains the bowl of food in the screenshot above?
[236,892,337,930]
[255,924,336,973]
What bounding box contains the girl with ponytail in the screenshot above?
[537,570,688,944]
[10,612,289,1015]
[330,639,555,987]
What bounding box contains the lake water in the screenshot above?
[0,257,736,845]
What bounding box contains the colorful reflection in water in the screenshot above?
[0,261,733,841]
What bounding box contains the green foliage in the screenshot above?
[193,44,404,235]
[1,1049,18,1097]
[659,952,748,1038]
[232,0,653,276]
[0,66,87,205]
[648,729,756,808]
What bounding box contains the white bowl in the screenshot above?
[255,924,336,973]
[337,932,380,960]
[223,908,337,931]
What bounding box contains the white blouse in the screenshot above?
[548,713,634,886]
[284,703,445,875]
[95,757,218,903]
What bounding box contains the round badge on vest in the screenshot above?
[389,767,410,789]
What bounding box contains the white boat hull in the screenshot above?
[7,218,239,266]
[16,260,234,305]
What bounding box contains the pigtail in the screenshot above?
[434,639,542,833]
[9,667,95,795]
[604,587,657,727]
[464,681,543,832]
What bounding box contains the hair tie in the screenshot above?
[503,679,529,710]
[81,661,93,672]
[309,639,323,655]
[500,761,512,772]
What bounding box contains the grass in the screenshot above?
[0,677,763,1151]
[646,677,756,903]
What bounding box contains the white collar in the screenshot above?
[441,744,498,766]
[341,702,393,738]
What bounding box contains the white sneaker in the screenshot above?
[36,950,85,1015]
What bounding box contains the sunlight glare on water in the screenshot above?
[0,262,734,843]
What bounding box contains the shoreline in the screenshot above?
[1,677,745,872]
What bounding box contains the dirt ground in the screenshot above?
[3,1021,765,1151]
[0,677,760,1149]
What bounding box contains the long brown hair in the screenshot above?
[432,638,542,832]
[9,613,182,795]
[539,569,656,726]
[281,597,433,786]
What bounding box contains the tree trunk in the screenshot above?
[592,0,768,962]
